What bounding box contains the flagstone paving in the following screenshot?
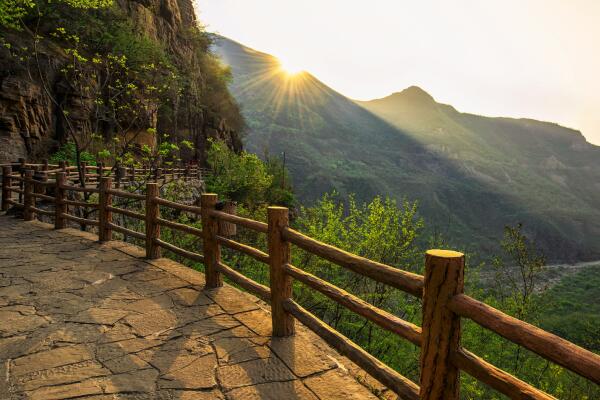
[0,216,380,399]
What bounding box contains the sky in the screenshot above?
[197,0,600,145]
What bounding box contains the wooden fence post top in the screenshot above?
[426,249,464,259]
[268,206,288,212]
[201,193,218,204]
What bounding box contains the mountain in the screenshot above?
[213,35,600,262]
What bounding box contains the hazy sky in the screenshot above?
[198,0,600,145]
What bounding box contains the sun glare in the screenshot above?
[277,56,304,76]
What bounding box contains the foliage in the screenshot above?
[539,265,600,352]
[0,0,111,30]
[205,139,273,205]
[491,223,547,320]
[0,0,34,30]
[460,224,599,399]
[264,153,295,206]
[49,142,96,165]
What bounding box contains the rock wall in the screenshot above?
[0,0,242,164]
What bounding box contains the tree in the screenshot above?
[205,139,273,206]
[492,223,546,321]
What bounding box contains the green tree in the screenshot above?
[0,0,112,30]
[492,223,546,321]
[205,139,273,206]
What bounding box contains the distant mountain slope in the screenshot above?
[213,35,600,262]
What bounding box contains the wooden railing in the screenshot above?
[1,170,599,400]
[0,158,211,189]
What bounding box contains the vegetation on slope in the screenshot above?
[0,0,243,166]
[213,36,600,263]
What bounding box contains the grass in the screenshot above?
[538,265,600,351]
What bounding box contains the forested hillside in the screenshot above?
[0,0,243,165]
[213,35,600,262]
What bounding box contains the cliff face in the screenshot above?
[0,0,242,164]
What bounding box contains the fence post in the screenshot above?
[96,162,104,185]
[80,162,87,186]
[23,170,34,221]
[420,250,464,400]
[98,177,112,242]
[145,183,161,259]
[2,166,11,211]
[201,193,222,288]
[116,166,125,188]
[268,206,294,337]
[54,172,66,229]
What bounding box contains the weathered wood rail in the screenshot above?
[1,163,599,400]
[0,158,211,191]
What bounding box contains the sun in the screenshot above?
[277,56,304,76]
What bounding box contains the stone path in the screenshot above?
[0,216,381,400]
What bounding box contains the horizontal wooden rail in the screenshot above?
[157,217,203,237]
[283,263,422,346]
[11,188,24,195]
[106,188,145,200]
[155,197,201,213]
[6,199,23,208]
[449,294,600,385]
[108,222,145,240]
[283,299,420,400]
[209,209,268,233]
[31,193,54,202]
[63,199,99,208]
[30,206,54,217]
[32,180,55,187]
[61,213,99,226]
[154,238,204,262]
[217,235,269,264]
[106,205,145,220]
[61,184,99,194]
[217,261,271,302]
[450,348,556,400]
[282,227,423,297]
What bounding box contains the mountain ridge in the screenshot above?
[212,35,600,262]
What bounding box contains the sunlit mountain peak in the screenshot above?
[277,55,305,76]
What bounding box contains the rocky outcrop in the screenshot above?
[0,77,50,161]
[0,0,242,164]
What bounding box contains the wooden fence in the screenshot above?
[0,158,212,189]
[1,165,599,400]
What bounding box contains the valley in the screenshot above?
[213,35,600,263]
